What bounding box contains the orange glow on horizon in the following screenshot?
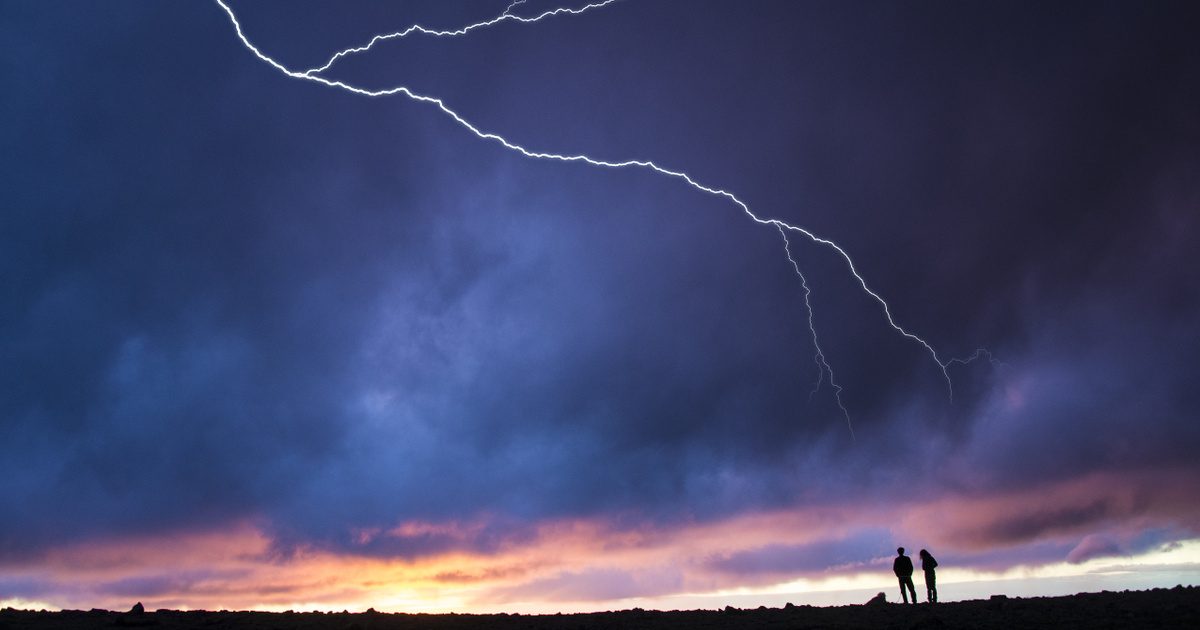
[3,468,1198,613]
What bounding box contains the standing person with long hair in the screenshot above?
[919,549,938,603]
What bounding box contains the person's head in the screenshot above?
[919,549,929,559]
[897,547,905,556]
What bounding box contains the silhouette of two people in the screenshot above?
[893,547,938,604]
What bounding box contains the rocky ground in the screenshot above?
[2,585,1198,629]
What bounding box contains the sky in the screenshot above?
[2,0,1199,614]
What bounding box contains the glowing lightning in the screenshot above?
[301,0,623,76]
[502,0,531,17]
[777,226,853,441]
[214,0,986,435]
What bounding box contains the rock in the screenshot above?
[113,602,159,627]
[865,592,887,607]
[723,605,741,614]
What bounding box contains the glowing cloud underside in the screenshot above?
[213,0,991,437]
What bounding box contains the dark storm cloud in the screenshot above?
[978,501,1113,546]
[1067,535,1122,565]
[0,2,444,557]
[2,0,1199,577]
[940,300,1200,498]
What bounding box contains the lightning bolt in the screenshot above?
[214,0,989,436]
[301,0,623,76]
[947,348,1006,371]
[501,0,531,17]
[777,226,853,441]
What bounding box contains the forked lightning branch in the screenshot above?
[213,0,994,438]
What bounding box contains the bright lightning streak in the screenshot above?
[502,0,531,18]
[777,226,854,441]
[214,0,986,434]
[302,0,623,76]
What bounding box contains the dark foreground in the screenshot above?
[3,586,1198,630]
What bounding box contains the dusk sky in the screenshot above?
[3,0,1199,613]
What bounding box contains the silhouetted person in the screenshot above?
[893,547,916,604]
[920,549,938,603]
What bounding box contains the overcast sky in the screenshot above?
[2,0,1199,612]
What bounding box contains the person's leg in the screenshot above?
[898,577,909,603]
[904,576,916,604]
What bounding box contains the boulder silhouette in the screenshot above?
[115,602,158,627]
[865,592,887,606]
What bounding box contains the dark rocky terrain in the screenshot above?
[2,586,1197,629]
